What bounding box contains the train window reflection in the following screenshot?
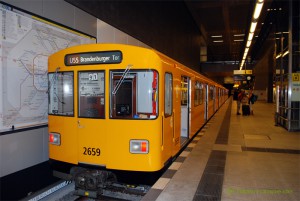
[110,70,158,119]
[78,71,105,118]
[48,72,74,116]
[194,81,203,106]
[165,73,173,116]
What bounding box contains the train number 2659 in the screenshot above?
[83,147,100,156]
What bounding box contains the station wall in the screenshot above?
[0,0,147,178]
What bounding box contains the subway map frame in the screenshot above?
[0,2,96,131]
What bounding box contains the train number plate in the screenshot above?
[83,147,100,156]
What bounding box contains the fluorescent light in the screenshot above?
[276,32,289,35]
[240,60,245,69]
[239,0,264,69]
[276,53,282,59]
[211,35,223,38]
[234,39,244,42]
[234,34,245,37]
[253,1,264,19]
[213,40,224,43]
[250,21,257,33]
[248,32,254,41]
[246,40,252,47]
[282,50,289,57]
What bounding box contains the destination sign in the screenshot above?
[65,51,122,66]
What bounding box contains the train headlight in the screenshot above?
[130,140,149,154]
[49,132,61,145]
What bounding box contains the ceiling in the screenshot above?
[66,0,283,80]
[186,0,254,62]
[186,0,278,63]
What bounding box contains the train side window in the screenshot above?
[110,70,158,119]
[194,81,203,106]
[78,71,105,118]
[209,85,214,101]
[165,73,173,116]
[48,72,74,116]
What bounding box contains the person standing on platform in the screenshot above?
[241,91,250,115]
[236,89,244,115]
[248,89,258,115]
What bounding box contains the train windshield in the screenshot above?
[78,71,105,118]
[110,70,158,119]
[48,72,74,116]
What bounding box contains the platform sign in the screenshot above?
[291,73,300,101]
[233,70,252,75]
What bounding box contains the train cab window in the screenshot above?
[165,73,173,116]
[78,71,105,118]
[110,70,158,119]
[48,72,74,116]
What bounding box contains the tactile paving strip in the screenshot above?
[142,125,206,201]
[193,101,232,201]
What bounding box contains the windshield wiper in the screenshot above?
[112,64,133,95]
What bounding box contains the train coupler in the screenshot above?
[71,167,117,198]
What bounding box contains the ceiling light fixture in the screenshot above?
[276,53,282,59]
[250,22,257,33]
[213,40,224,43]
[211,35,223,38]
[254,2,264,19]
[282,50,289,57]
[246,40,252,47]
[248,32,254,41]
[240,0,264,70]
[234,34,245,37]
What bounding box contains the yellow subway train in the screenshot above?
[48,43,228,190]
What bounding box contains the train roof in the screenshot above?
[50,43,226,89]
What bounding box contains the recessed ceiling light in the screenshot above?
[234,34,245,37]
[211,35,223,38]
[213,40,224,43]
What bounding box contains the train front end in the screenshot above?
[48,44,166,183]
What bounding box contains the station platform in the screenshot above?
[142,98,300,201]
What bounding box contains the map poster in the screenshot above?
[0,3,96,131]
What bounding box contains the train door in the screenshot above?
[164,73,173,154]
[77,71,106,165]
[218,88,220,108]
[180,76,191,145]
[205,84,208,121]
[213,86,216,112]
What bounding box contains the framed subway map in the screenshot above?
[0,2,96,131]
